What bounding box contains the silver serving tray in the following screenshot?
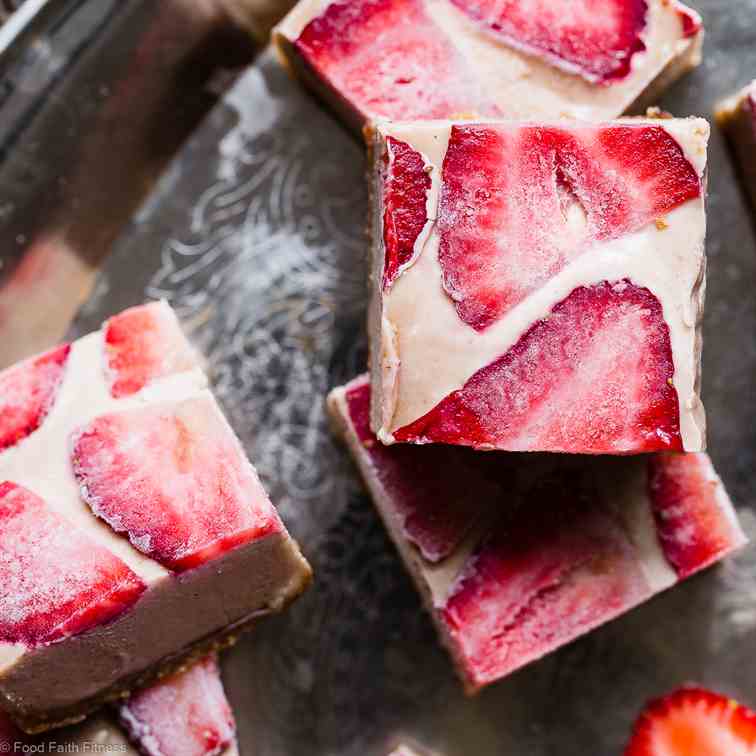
[3,1,756,754]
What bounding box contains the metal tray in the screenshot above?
[6,1,756,754]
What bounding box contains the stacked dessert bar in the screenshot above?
[717,80,756,211]
[0,654,239,755]
[0,302,311,732]
[273,0,747,692]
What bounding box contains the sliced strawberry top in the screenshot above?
[104,302,197,398]
[345,378,493,562]
[0,344,70,452]
[674,1,703,38]
[449,0,648,84]
[0,482,145,647]
[625,686,756,755]
[647,453,744,579]
[394,280,682,454]
[71,397,282,572]
[295,0,496,122]
[438,124,701,331]
[119,656,236,756]
[442,470,649,688]
[382,137,432,291]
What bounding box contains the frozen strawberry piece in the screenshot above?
[449,0,648,84]
[71,396,283,572]
[441,472,650,688]
[0,482,145,647]
[119,656,235,756]
[294,0,495,122]
[674,1,703,38]
[395,280,682,454]
[104,301,197,398]
[346,378,494,562]
[438,124,701,331]
[625,686,756,755]
[648,453,744,579]
[382,137,432,291]
[0,344,70,452]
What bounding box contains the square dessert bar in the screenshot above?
[329,376,746,693]
[0,655,238,756]
[0,301,311,732]
[368,117,709,454]
[717,80,756,211]
[273,0,703,132]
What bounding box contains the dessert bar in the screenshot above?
[0,655,238,756]
[0,301,311,731]
[328,376,745,692]
[274,0,703,132]
[716,80,756,211]
[368,117,709,454]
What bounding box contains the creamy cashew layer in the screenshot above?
[274,0,702,125]
[369,118,709,451]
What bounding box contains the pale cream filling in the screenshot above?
[375,119,708,451]
[0,318,211,664]
[274,0,700,122]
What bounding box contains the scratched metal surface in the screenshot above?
[61,3,756,755]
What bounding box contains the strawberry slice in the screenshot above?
[625,687,756,755]
[119,656,236,756]
[294,0,495,122]
[394,280,682,454]
[0,482,145,646]
[438,124,701,331]
[442,470,649,687]
[673,1,703,38]
[449,0,648,84]
[0,344,70,452]
[345,378,493,562]
[104,302,197,398]
[71,396,283,572]
[382,137,432,291]
[648,454,744,579]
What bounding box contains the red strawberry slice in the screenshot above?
[0,344,70,452]
[647,453,744,579]
[71,396,283,572]
[438,124,701,331]
[345,378,494,562]
[119,656,236,756]
[449,0,648,84]
[394,280,682,454]
[382,137,432,291]
[0,482,145,647]
[442,471,649,688]
[673,1,703,38]
[295,0,496,122]
[625,687,756,755]
[104,302,197,398]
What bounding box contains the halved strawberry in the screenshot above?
[104,302,197,398]
[625,687,756,755]
[0,344,70,452]
[394,280,682,454]
[438,124,701,331]
[673,1,703,38]
[442,470,649,688]
[449,0,648,84]
[119,656,235,756]
[71,396,282,572]
[0,482,145,646]
[294,0,495,122]
[382,137,432,291]
[648,454,745,579]
[346,378,493,562]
